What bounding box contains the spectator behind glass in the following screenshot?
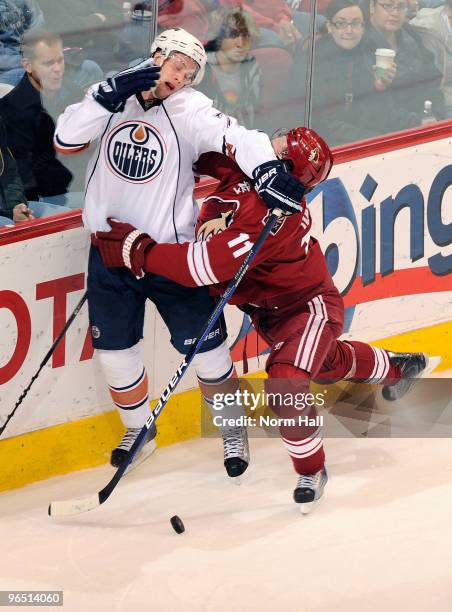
[0,114,30,225]
[406,0,420,19]
[308,0,423,145]
[0,29,81,209]
[157,0,211,42]
[201,6,262,127]
[410,0,452,116]
[122,1,211,66]
[310,0,377,144]
[38,0,134,73]
[367,0,446,119]
[0,0,43,85]
[218,0,302,49]
[0,110,65,225]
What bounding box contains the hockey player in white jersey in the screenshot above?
[54,28,307,474]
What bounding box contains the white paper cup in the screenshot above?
[375,48,396,79]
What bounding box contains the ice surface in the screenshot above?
[1,436,452,611]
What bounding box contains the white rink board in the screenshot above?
[0,137,451,438]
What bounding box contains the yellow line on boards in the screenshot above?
[371,321,452,371]
[0,388,202,493]
[0,322,449,492]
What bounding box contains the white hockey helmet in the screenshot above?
[151,28,207,85]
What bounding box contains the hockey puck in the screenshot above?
[170,515,185,534]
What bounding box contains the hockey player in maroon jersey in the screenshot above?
[93,127,428,513]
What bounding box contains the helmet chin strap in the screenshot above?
[282,159,294,174]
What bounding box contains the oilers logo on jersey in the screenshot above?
[105,121,166,183]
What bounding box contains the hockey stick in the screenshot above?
[49,209,282,517]
[0,291,88,437]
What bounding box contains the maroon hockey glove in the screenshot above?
[92,218,155,278]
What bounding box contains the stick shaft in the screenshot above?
[0,291,88,436]
[50,211,281,515]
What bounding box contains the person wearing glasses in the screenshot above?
[307,0,412,145]
[367,0,446,121]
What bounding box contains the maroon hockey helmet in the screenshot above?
[272,127,333,188]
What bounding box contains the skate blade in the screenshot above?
[227,475,243,486]
[298,497,323,515]
[123,440,157,476]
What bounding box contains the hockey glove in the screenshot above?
[253,160,306,215]
[92,218,155,278]
[93,59,160,113]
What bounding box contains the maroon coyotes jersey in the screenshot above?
[145,153,335,305]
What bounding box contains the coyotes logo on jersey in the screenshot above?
[197,210,234,241]
[196,198,239,241]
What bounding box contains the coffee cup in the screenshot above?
[375,48,396,79]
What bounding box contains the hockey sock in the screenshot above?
[194,342,243,422]
[268,363,325,475]
[198,364,241,420]
[98,345,151,428]
[343,341,400,383]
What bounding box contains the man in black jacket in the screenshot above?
[0,28,80,204]
[0,115,33,224]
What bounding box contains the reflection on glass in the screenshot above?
[201,6,262,128]
[0,0,448,230]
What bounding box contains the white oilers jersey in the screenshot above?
[54,85,276,243]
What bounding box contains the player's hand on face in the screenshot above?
[253,160,306,215]
[93,60,161,113]
[93,218,156,278]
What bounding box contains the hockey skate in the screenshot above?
[221,425,250,480]
[111,424,157,472]
[382,351,429,401]
[293,468,328,514]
